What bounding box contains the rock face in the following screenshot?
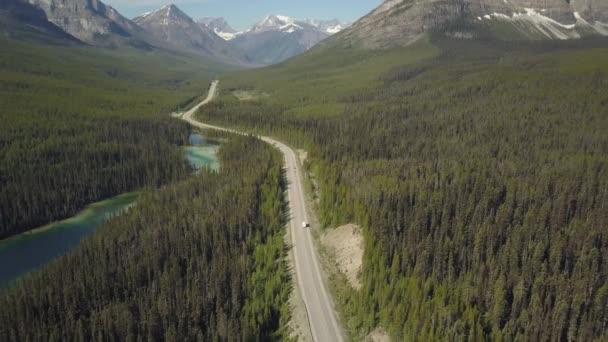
[24,0,144,44]
[8,0,251,64]
[198,17,238,40]
[339,0,608,48]
[0,0,78,40]
[133,5,246,64]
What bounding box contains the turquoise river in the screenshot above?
[0,134,218,287]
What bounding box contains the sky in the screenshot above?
[103,0,381,30]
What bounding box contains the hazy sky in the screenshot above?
[103,0,380,30]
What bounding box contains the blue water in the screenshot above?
[0,192,138,287]
[0,133,220,287]
[189,133,207,145]
[186,133,220,171]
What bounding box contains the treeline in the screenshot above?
[199,39,608,340]
[0,36,218,238]
[0,135,291,341]
[0,113,192,238]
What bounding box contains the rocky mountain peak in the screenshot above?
[248,14,350,35]
[339,0,608,48]
[250,15,304,33]
[135,4,192,25]
[23,0,143,43]
[198,17,238,40]
[199,17,236,33]
[133,4,247,64]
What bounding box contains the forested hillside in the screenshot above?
[0,135,290,340]
[197,37,608,340]
[0,36,230,238]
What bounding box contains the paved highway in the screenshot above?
[182,80,344,342]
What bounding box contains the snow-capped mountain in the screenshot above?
[339,0,608,48]
[199,15,350,44]
[247,15,349,35]
[133,5,246,64]
[248,15,312,34]
[304,19,351,35]
[198,17,239,40]
[227,14,349,65]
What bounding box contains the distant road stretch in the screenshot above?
[182,81,344,342]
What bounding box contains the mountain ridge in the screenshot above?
[198,17,237,40]
[337,0,608,48]
[0,0,80,42]
[133,4,247,65]
[225,14,351,65]
[24,0,148,45]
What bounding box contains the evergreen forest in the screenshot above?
[0,135,291,341]
[197,37,608,340]
[0,37,228,238]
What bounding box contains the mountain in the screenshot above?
[0,0,79,42]
[133,5,246,64]
[338,0,608,48]
[23,0,147,46]
[247,15,310,34]
[229,15,333,65]
[198,17,238,40]
[304,18,351,34]
[196,15,350,65]
[182,3,608,338]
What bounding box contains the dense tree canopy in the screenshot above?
[0,114,193,238]
[198,38,608,340]
[0,135,290,341]
[0,37,219,238]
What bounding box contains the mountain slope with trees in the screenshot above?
[0,135,291,340]
[0,34,230,238]
[196,35,608,340]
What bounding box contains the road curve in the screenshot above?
[182,81,344,342]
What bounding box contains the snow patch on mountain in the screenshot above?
[478,7,608,39]
[247,15,349,35]
[594,21,608,35]
[198,15,348,41]
[215,29,243,40]
[304,19,350,34]
[251,15,300,33]
[198,17,240,40]
[326,25,344,34]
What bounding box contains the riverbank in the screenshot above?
[0,192,139,286]
[0,134,220,287]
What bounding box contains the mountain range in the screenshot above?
[21,0,148,46]
[195,15,351,65]
[222,15,348,65]
[133,5,245,65]
[3,0,607,66]
[338,0,608,48]
[2,0,348,66]
[2,0,608,341]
